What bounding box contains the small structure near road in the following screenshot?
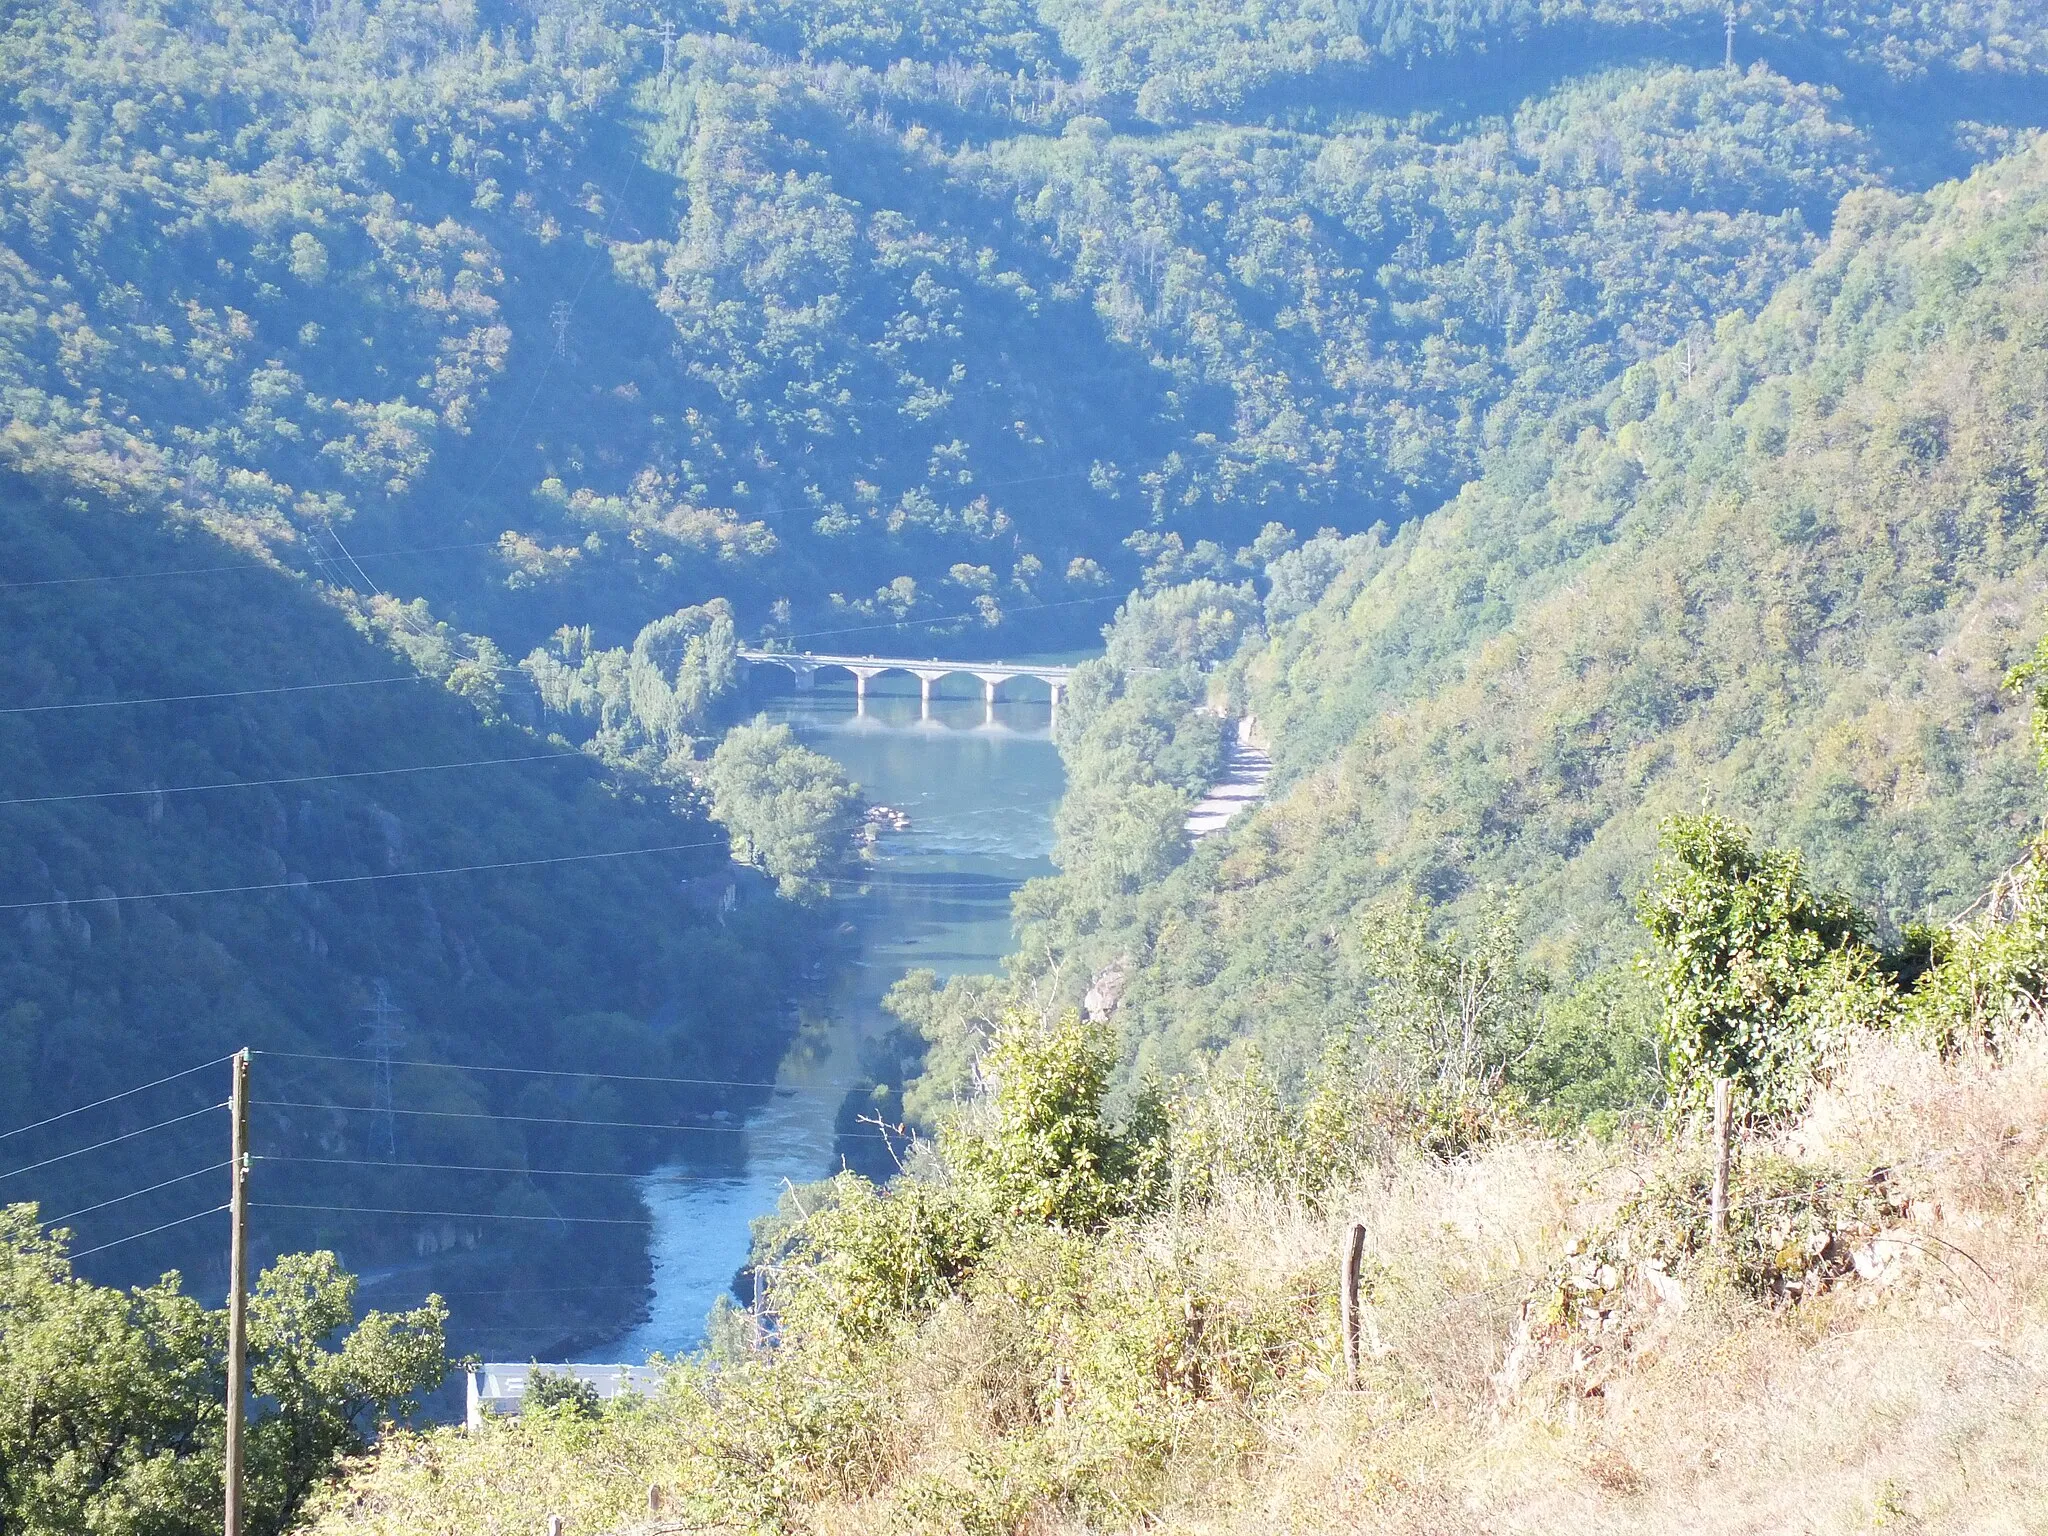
[466,1363,666,1430]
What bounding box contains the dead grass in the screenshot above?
[310,1033,2048,1536]
[1139,1033,2048,1536]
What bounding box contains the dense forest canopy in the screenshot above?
[5,0,2040,662]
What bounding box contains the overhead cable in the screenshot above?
[0,1056,229,1143]
[0,750,588,808]
[0,674,428,715]
[258,1050,827,1095]
[253,1201,648,1226]
[255,1154,758,1181]
[68,1203,231,1261]
[0,839,722,912]
[0,538,506,591]
[252,1099,891,1138]
[46,1162,232,1227]
[0,1103,228,1183]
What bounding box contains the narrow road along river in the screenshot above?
[593,672,1064,1360]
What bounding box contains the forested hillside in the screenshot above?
[0,473,810,1355]
[972,134,2048,1091]
[6,0,2040,661]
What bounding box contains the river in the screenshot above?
[593,672,1064,1360]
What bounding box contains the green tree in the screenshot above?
[1637,814,1894,1116]
[523,1371,602,1420]
[0,1208,447,1536]
[763,1011,1161,1344]
[704,721,863,902]
[945,1010,1163,1231]
[243,1252,451,1526]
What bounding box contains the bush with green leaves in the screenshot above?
[1361,887,1548,1093]
[1900,845,2048,1052]
[524,1370,603,1421]
[763,1011,1165,1346]
[1637,813,1898,1116]
[947,1010,1167,1232]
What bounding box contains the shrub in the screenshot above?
[1902,843,2048,1052]
[946,1010,1166,1231]
[1638,813,1897,1117]
[525,1371,602,1420]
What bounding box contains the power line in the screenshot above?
[0,750,587,808]
[251,1100,891,1139]
[0,838,724,912]
[253,1201,648,1226]
[257,1050,831,1095]
[46,1162,231,1227]
[255,1154,747,1181]
[0,538,508,591]
[0,1103,228,1183]
[402,1281,656,1298]
[0,674,428,716]
[69,1203,230,1261]
[0,1056,229,1143]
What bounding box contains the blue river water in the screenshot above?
[592,672,1064,1360]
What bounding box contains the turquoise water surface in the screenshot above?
[594,672,1064,1360]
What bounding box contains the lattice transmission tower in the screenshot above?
[361,980,407,1161]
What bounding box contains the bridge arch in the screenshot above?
[737,650,1071,724]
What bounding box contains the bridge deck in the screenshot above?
[737,649,1075,681]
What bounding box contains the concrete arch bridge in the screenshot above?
[737,650,1074,724]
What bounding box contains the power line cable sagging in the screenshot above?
[0,749,585,808]
[0,1103,229,1184]
[70,1204,231,1262]
[0,837,724,912]
[0,1057,229,1144]
[251,1099,893,1139]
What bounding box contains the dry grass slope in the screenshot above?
[309,1028,2048,1535]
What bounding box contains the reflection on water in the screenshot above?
[593,675,1064,1361]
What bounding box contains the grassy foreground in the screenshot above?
[306,1017,2048,1535]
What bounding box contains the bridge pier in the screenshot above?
[850,666,884,718]
[1049,680,1063,732]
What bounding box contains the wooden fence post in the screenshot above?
[1709,1077,1734,1246]
[1340,1220,1367,1386]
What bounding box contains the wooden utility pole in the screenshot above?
[1339,1220,1368,1386]
[225,1049,251,1536]
[1709,1076,1733,1246]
